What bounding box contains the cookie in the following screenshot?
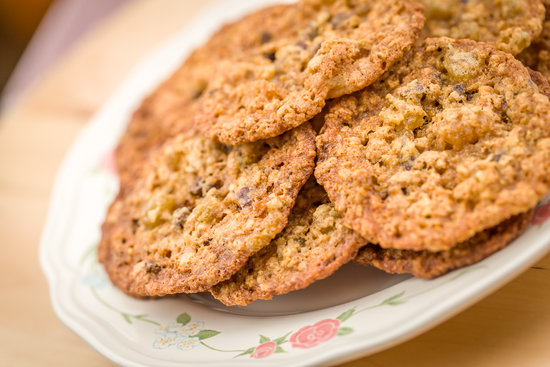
[196,0,425,145]
[517,0,550,80]
[99,124,316,297]
[115,4,297,185]
[166,4,299,104]
[211,178,366,306]
[528,67,550,97]
[315,37,550,252]
[115,92,196,188]
[355,210,534,278]
[420,0,545,55]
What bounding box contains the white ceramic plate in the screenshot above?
[39,1,550,366]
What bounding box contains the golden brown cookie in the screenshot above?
[420,0,545,55]
[196,0,425,145]
[211,179,366,306]
[115,93,195,188]
[315,37,550,252]
[528,67,550,96]
[166,3,299,104]
[115,4,297,185]
[355,210,534,278]
[99,124,316,297]
[517,0,550,80]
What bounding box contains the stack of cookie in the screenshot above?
[99,0,550,306]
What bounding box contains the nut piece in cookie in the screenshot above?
[99,124,316,297]
[355,210,534,278]
[196,0,425,145]
[211,178,367,306]
[420,0,545,55]
[316,37,550,251]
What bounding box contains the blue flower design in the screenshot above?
[153,321,205,351]
[153,335,180,350]
[176,338,200,351]
[81,272,109,289]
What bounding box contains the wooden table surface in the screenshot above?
[1,0,550,366]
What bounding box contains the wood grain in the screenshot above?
[0,0,549,366]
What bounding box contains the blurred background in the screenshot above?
[0,0,128,112]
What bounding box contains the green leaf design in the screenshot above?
[273,331,292,345]
[275,346,287,353]
[387,299,407,306]
[259,334,270,344]
[133,314,160,325]
[234,347,255,358]
[79,242,98,266]
[337,327,354,336]
[89,287,159,326]
[176,313,191,325]
[381,291,406,306]
[196,329,221,340]
[336,308,355,322]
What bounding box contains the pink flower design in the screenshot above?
[99,149,118,177]
[290,319,340,349]
[250,341,276,359]
[533,200,550,225]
